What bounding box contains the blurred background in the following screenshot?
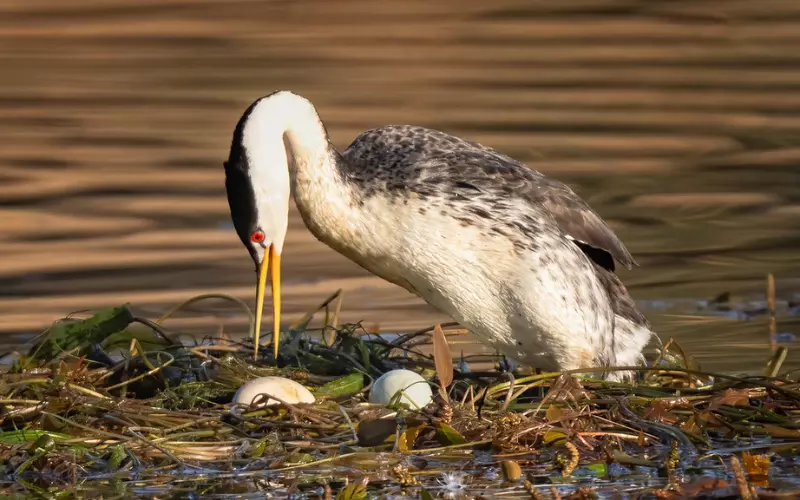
[1,0,798,374]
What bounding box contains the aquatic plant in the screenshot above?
[0,289,798,499]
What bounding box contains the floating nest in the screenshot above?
[0,292,798,499]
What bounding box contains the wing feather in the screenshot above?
[443,149,637,272]
[525,175,637,271]
[342,125,637,272]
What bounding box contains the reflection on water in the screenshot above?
[0,0,798,374]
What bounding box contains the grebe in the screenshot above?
[223,91,654,380]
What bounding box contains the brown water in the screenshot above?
[1,0,799,374]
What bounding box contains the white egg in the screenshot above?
[369,369,433,409]
[233,376,316,407]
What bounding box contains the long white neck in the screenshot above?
[241,91,352,253]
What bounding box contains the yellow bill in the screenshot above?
[253,244,281,360]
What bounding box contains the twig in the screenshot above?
[105,352,176,391]
[156,293,253,327]
[289,288,343,330]
[132,317,177,346]
[389,322,461,348]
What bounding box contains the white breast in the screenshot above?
[295,172,616,372]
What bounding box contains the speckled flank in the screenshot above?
[342,125,636,270]
[229,92,655,380]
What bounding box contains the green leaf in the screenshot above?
[313,373,364,398]
[107,444,127,471]
[247,433,284,457]
[336,481,367,500]
[586,462,608,477]
[27,435,55,456]
[29,305,135,362]
[247,437,268,458]
[435,422,467,445]
[543,430,568,446]
[420,488,435,500]
[284,452,315,465]
[0,429,71,444]
[102,328,171,352]
[357,340,371,374]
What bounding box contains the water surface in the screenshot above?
[0,0,799,374]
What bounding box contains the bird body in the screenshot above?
[224,91,654,379]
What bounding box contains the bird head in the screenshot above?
[223,94,293,360]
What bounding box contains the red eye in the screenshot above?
[251,231,265,243]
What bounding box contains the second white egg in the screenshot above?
[369,369,433,409]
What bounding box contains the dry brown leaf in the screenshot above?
[680,415,699,434]
[642,400,680,424]
[682,477,730,497]
[742,451,770,487]
[397,425,425,453]
[709,389,750,410]
[545,405,563,423]
[432,324,453,394]
[500,460,522,482]
[762,424,800,439]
